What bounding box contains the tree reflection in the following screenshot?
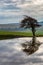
[22,41,41,55]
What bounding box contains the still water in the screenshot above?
[0,37,43,65]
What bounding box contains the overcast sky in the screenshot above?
[0,0,43,24]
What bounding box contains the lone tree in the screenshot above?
[20,15,41,46]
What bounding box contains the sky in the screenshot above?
[0,0,43,24]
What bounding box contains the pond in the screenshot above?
[0,37,43,65]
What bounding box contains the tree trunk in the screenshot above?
[32,27,36,46]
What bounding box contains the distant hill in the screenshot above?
[0,23,20,31]
[39,22,43,26]
[0,22,43,32]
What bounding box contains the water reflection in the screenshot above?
[0,38,43,65]
[22,40,41,55]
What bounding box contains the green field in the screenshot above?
[0,31,43,40]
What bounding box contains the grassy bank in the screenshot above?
[0,31,43,40]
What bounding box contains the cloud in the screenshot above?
[0,0,43,24]
[33,0,43,5]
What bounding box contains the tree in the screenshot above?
[20,15,41,46]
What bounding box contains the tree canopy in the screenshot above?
[20,15,41,29]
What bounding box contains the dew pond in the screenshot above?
[0,37,43,65]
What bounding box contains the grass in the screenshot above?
[0,31,32,36]
[0,31,43,40]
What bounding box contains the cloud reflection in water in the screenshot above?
[0,37,43,65]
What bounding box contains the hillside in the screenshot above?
[0,22,43,32]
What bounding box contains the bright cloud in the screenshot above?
[33,0,43,5]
